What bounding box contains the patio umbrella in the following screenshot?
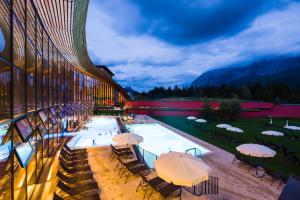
[112,133,143,145]
[226,127,244,133]
[236,143,276,158]
[187,116,197,120]
[262,130,284,136]
[154,152,210,187]
[216,124,232,129]
[195,119,207,123]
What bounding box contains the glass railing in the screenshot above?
[137,145,159,169]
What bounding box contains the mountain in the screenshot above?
[124,87,140,100]
[192,55,300,88]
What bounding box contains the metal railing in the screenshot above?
[136,146,219,196]
[137,145,159,169]
[184,176,219,196]
[185,147,202,158]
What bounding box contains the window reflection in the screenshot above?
[0,27,4,53]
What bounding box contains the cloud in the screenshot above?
[86,0,300,92]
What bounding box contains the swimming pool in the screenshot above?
[126,123,211,167]
[68,117,120,148]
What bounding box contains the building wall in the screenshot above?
[0,0,126,199]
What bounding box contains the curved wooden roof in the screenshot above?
[0,0,128,99]
[32,0,128,98]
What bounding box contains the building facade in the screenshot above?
[0,0,128,199]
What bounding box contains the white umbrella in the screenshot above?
[154,152,210,187]
[216,124,232,129]
[112,133,143,145]
[226,127,244,133]
[187,116,197,120]
[262,130,284,136]
[195,119,207,123]
[285,125,300,131]
[236,144,276,158]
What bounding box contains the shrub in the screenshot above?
[218,99,241,120]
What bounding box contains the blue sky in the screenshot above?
[86,0,300,92]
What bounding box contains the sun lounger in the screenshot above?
[62,146,88,158]
[110,145,134,160]
[59,161,92,174]
[136,175,165,199]
[64,144,87,154]
[60,149,88,162]
[56,179,100,198]
[115,157,149,183]
[59,154,89,166]
[56,170,94,184]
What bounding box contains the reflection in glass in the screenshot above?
[0,27,5,53]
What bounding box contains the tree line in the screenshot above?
[136,82,300,103]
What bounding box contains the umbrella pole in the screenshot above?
[180,187,182,200]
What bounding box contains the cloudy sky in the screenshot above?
[86,0,300,92]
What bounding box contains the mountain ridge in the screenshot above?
[192,55,300,88]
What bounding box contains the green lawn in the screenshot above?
[153,116,300,177]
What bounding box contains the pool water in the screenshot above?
[126,123,211,157]
[68,117,120,148]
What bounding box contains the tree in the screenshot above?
[218,99,241,120]
[201,98,213,118]
[240,86,252,100]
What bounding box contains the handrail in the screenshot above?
[136,145,219,196]
[185,147,202,158]
[184,176,219,196]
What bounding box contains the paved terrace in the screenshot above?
[87,115,282,200]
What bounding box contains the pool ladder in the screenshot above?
[185,148,202,158]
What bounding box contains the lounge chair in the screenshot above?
[136,175,165,199]
[56,179,100,199]
[62,146,88,158]
[60,150,88,162]
[114,158,141,175]
[64,144,87,154]
[110,144,132,157]
[59,154,89,166]
[59,161,92,174]
[117,157,150,183]
[59,162,93,177]
[147,182,181,200]
[110,145,134,160]
[59,158,90,170]
[56,170,95,184]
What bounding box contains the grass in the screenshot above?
[153,116,300,177]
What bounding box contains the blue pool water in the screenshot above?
[126,123,211,168]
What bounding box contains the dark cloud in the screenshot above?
[131,0,290,45]
[87,0,300,91]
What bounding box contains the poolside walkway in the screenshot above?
[87,115,282,200]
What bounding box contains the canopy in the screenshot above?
[112,133,143,145]
[187,116,197,120]
[262,130,284,136]
[236,143,276,158]
[195,119,207,123]
[226,127,244,133]
[154,152,210,187]
[216,124,232,129]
